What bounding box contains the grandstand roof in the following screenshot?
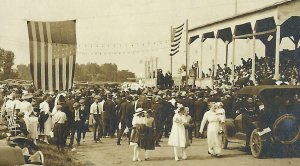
[189,0,295,32]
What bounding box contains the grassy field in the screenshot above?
[39,143,85,166]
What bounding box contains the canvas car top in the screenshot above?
[235,85,300,96]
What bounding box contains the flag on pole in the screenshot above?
[170,23,184,56]
[27,20,77,91]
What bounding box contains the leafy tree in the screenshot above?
[16,64,31,80]
[74,63,135,82]
[0,48,18,80]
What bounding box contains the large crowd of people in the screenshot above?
[0,83,237,160]
[203,54,300,89]
[0,54,300,162]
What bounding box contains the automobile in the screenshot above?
[0,136,44,166]
[222,85,300,158]
[0,122,44,165]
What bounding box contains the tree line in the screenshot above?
[0,47,135,82]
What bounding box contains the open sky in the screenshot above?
[0,0,285,77]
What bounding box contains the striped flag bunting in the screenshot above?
[27,20,77,91]
[170,23,184,56]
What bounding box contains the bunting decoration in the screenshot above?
[170,23,184,56]
[27,20,77,91]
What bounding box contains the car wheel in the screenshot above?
[250,129,264,158]
[221,132,228,149]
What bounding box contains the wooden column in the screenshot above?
[231,36,236,81]
[199,38,203,79]
[214,37,218,74]
[251,32,256,82]
[274,25,281,80]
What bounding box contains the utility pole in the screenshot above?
[170,26,173,76]
[185,19,189,86]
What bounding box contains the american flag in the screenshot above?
[170,23,184,56]
[27,20,77,91]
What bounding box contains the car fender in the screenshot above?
[224,119,236,137]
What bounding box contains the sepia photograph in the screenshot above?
[0,0,300,165]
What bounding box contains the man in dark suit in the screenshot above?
[194,95,208,138]
[152,96,164,147]
[117,95,134,145]
[142,93,153,110]
[79,99,89,141]
[103,93,115,137]
[69,102,81,148]
[57,95,72,147]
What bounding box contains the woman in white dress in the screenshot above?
[39,95,52,144]
[27,112,39,144]
[199,103,225,157]
[20,94,34,128]
[168,106,187,161]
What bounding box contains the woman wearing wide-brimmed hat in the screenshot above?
[130,108,147,162]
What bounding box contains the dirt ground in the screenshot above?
[72,132,300,166]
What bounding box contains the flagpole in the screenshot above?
[185,19,189,87]
[170,26,173,77]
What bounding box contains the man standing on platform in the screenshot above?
[90,95,103,143]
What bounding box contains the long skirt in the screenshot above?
[130,125,145,146]
[141,127,155,150]
[207,122,221,155]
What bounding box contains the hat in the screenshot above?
[135,108,145,115]
[56,105,63,111]
[22,93,33,100]
[175,106,185,114]
[7,92,16,100]
[184,107,189,112]
[17,112,24,118]
[79,99,85,104]
[181,91,187,97]
[155,96,161,102]
[147,92,153,98]
[210,90,217,95]
[73,102,80,107]
[126,95,133,101]
[94,95,101,100]
[171,92,176,97]
[157,90,164,95]
[216,102,223,107]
